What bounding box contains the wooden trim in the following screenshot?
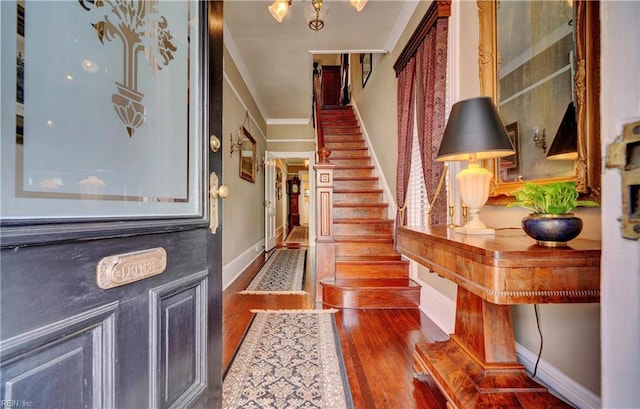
[393,0,451,77]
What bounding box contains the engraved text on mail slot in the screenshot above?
[97,247,167,289]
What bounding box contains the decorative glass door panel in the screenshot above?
[1,0,202,220]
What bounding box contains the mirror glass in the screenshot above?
[478,0,601,201]
[239,126,256,183]
[497,0,574,182]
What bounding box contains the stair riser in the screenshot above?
[336,242,395,256]
[334,207,387,219]
[333,223,393,236]
[325,141,366,149]
[321,286,420,309]
[334,179,378,190]
[335,263,409,279]
[329,158,371,167]
[321,113,356,119]
[334,168,374,178]
[324,138,364,146]
[324,134,363,142]
[321,119,357,125]
[329,148,371,158]
[323,126,361,133]
[334,192,382,204]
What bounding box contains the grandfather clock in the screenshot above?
[287,176,300,226]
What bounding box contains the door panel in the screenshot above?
[1,302,117,409]
[150,270,208,409]
[0,2,224,408]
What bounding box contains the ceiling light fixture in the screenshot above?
[306,0,325,32]
[268,0,367,32]
[268,0,291,23]
[349,0,368,12]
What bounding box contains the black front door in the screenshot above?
[0,2,223,407]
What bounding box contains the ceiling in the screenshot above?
[223,1,419,125]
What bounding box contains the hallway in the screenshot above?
[222,243,448,408]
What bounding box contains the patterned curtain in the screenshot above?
[415,19,449,226]
[395,58,416,231]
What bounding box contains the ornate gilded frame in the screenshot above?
[478,0,601,203]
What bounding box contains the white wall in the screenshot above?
[599,2,640,406]
[221,47,269,288]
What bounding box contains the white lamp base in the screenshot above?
[455,163,495,235]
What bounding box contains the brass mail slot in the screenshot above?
[97,247,167,289]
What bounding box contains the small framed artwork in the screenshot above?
[500,121,520,175]
[361,53,372,88]
[239,126,257,183]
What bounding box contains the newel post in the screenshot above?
[314,150,335,303]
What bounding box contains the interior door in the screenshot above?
[264,151,277,252]
[0,2,224,408]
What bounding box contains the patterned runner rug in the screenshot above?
[285,225,308,245]
[223,310,354,409]
[239,249,306,295]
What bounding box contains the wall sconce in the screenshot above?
[533,127,547,153]
[229,130,243,157]
[256,157,266,173]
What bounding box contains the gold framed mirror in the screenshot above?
[478,0,601,203]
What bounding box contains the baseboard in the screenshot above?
[222,239,264,290]
[350,101,397,218]
[411,267,455,335]
[516,343,602,409]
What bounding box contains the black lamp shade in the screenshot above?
[546,102,578,160]
[436,97,515,161]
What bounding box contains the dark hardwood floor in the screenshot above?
[222,242,449,408]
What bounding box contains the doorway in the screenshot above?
[264,151,315,250]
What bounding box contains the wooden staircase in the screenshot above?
[318,106,420,309]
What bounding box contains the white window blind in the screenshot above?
[406,116,429,227]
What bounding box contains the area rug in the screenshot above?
[223,310,354,409]
[239,249,306,295]
[285,225,309,245]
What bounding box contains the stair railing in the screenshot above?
[313,66,336,303]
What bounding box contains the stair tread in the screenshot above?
[321,278,420,288]
[335,235,393,242]
[333,218,393,224]
[336,165,375,169]
[336,257,408,264]
[334,203,388,208]
[329,157,371,161]
[334,189,383,193]
[334,176,378,180]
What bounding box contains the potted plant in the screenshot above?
[507,181,599,246]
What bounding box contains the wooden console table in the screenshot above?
[397,226,600,408]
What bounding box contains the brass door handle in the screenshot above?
[215,184,229,199]
[209,172,228,234]
[210,135,221,152]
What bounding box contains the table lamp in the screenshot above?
[436,97,515,234]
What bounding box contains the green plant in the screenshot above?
[507,182,599,215]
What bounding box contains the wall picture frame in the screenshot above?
[239,126,257,183]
